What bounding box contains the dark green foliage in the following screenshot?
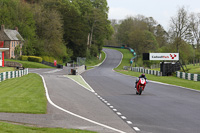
[0,0,111,61]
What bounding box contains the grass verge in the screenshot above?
[5,59,53,68]
[0,121,96,133]
[0,67,15,73]
[85,51,106,70]
[0,73,47,114]
[65,75,93,91]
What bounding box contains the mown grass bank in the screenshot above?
[0,73,47,114]
[106,47,200,91]
[0,67,15,73]
[5,59,53,68]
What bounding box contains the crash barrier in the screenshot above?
[123,66,161,76]
[41,60,63,68]
[176,71,200,81]
[70,65,86,75]
[0,68,29,82]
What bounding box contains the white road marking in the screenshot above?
[133,127,140,131]
[113,109,117,111]
[117,112,122,115]
[107,103,111,106]
[121,116,126,119]
[110,106,114,108]
[127,121,132,124]
[39,74,127,133]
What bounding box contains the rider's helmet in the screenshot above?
[141,73,145,78]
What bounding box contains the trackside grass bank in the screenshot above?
[5,59,53,68]
[0,121,96,133]
[106,47,200,91]
[0,73,47,114]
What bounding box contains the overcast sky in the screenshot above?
[107,0,200,30]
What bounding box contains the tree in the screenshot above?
[190,12,200,49]
[169,6,190,52]
[155,24,168,48]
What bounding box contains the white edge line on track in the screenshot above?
[39,74,127,133]
[64,75,95,93]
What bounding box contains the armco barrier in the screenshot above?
[176,71,200,81]
[0,68,28,82]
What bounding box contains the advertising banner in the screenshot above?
[150,53,179,61]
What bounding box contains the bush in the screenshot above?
[27,56,42,63]
[21,56,28,61]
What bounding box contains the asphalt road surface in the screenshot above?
[82,48,200,133]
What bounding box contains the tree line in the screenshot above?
[0,0,112,62]
[106,7,200,65]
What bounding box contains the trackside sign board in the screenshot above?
[150,53,179,60]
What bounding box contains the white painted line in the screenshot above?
[113,109,117,111]
[80,75,95,92]
[110,106,114,108]
[39,74,126,133]
[133,127,140,131]
[104,101,108,103]
[65,76,95,93]
[127,121,132,124]
[121,116,126,119]
[117,112,122,115]
[107,103,111,106]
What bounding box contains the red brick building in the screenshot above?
[0,25,24,59]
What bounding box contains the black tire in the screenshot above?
[136,91,138,95]
[139,87,142,95]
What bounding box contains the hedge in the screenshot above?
[21,56,28,61]
[21,56,42,63]
[28,56,42,63]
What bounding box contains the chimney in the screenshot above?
[1,25,5,31]
[15,27,18,31]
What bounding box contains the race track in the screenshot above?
[82,48,200,133]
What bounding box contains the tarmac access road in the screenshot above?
[0,67,135,133]
[81,48,200,133]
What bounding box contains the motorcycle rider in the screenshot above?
[135,73,147,89]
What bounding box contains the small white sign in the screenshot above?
[150,53,179,60]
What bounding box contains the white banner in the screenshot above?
[150,53,179,60]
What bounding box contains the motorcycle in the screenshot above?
[136,78,146,95]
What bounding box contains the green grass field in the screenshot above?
[0,73,47,114]
[0,67,15,73]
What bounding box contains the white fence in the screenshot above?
[0,68,29,82]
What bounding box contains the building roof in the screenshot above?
[4,29,24,41]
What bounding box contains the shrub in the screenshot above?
[21,56,28,61]
[27,56,42,63]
